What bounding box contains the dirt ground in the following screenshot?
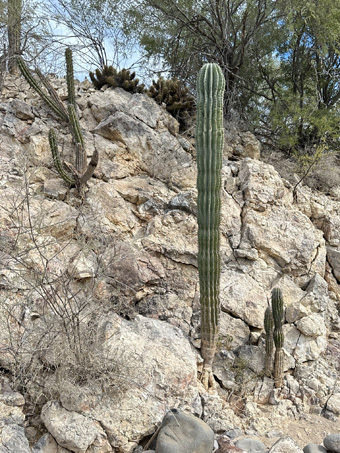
[253,409,339,449]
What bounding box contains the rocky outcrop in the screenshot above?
[1,74,340,452]
[0,377,30,453]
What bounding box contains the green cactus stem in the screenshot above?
[65,47,76,107]
[196,62,225,389]
[8,0,22,74]
[264,305,274,377]
[48,129,76,185]
[68,104,86,174]
[272,288,284,388]
[17,57,69,122]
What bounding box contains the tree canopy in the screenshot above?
[125,0,340,153]
[3,0,340,156]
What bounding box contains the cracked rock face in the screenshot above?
[1,75,340,452]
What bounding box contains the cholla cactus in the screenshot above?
[196,63,225,389]
[264,305,274,376]
[18,48,98,195]
[147,77,195,129]
[272,288,284,388]
[89,65,145,94]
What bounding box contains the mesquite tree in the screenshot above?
[196,63,225,389]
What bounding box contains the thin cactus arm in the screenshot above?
[196,62,225,390]
[264,305,274,376]
[79,149,99,184]
[48,129,76,185]
[68,104,86,174]
[65,47,76,106]
[17,58,69,122]
[35,67,68,119]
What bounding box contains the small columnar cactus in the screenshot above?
[272,288,284,388]
[196,62,225,389]
[18,48,98,195]
[264,305,274,376]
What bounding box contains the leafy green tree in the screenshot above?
[267,0,340,153]
[125,0,283,116]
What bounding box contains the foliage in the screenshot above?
[18,48,98,195]
[262,0,340,154]
[125,0,281,117]
[89,65,146,93]
[0,170,131,407]
[147,76,195,129]
[124,0,340,164]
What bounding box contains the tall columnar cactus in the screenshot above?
[196,63,225,389]
[264,305,274,376]
[17,49,98,195]
[272,288,284,388]
[7,0,22,74]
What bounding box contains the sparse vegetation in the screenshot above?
[0,167,130,410]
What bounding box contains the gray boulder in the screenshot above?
[323,434,340,453]
[303,444,327,453]
[32,433,58,453]
[236,438,266,452]
[0,424,31,453]
[155,409,214,453]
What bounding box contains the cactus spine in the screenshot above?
[272,288,284,388]
[196,63,225,389]
[264,305,274,376]
[18,49,98,195]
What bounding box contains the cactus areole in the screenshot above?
[196,63,225,388]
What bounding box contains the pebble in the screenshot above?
[225,428,244,440]
[268,436,302,452]
[266,430,283,438]
[324,433,340,452]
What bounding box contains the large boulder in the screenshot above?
[155,409,214,453]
